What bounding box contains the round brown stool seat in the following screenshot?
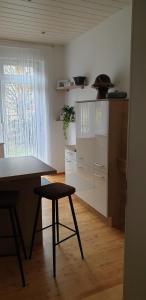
[34,182,75,199]
[29,182,84,277]
[0,191,26,287]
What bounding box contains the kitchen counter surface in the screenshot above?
[0,156,56,254]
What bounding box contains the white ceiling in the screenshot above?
[0,0,131,45]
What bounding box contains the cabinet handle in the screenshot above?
[94,162,104,168]
[94,173,104,178]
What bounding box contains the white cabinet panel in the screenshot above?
[93,135,108,168]
[66,101,109,217]
[76,102,96,138]
[76,137,95,167]
[95,101,109,136]
[74,101,109,217]
[77,176,107,217]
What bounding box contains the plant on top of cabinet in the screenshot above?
[61,105,75,139]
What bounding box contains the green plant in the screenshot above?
[62,105,75,139]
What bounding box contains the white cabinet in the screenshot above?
[75,101,109,217]
[66,99,128,228]
[0,143,4,158]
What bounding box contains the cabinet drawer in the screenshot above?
[77,176,108,217]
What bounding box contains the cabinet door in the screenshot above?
[76,102,96,138]
[95,101,109,136]
[75,101,109,217]
[76,137,95,168]
[93,135,108,169]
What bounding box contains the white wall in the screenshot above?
[124,0,146,299]
[43,45,66,172]
[65,5,132,145]
[0,40,66,172]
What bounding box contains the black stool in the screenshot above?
[29,182,84,277]
[0,191,27,287]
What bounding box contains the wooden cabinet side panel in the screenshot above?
[0,144,4,158]
[108,101,128,228]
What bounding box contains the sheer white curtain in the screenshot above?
[0,46,47,162]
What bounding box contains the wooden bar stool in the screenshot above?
[29,182,84,277]
[0,191,27,287]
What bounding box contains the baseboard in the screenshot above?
[47,172,65,176]
[74,194,110,225]
[57,172,65,175]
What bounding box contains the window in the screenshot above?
[0,57,46,161]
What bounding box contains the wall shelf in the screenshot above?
[56,84,87,91]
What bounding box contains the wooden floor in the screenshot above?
[0,174,124,300]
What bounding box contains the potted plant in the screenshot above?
[61,105,75,139]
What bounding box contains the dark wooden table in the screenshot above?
[0,156,56,254]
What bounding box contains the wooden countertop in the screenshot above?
[0,156,56,182]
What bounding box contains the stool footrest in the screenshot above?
[36,224,52,232]
[36,222,76,234]
[59,222,76,233]
[55,233,77,246]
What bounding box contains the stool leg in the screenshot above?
[14,208,27,259]
[69,195,84,259]
[29,196,41,259]
[56,199,59,243]
[9,208,26,287]
[52,200,56,277]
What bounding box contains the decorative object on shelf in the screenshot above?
[61,105,75,139]
[56,76,88,91]
[107,90,127,99]
[73,76,87,86]
[57,79,71,89]
[92,74,114,99]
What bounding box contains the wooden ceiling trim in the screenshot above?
[0,17,93,34]
[0,26,78,40]
[81,0,130,7]
[1,0,119,16]
[21,0,129,10]
[0,13,102,33]
[0,7,106,26]
[0,21,86,37]
[0,32,68,44]
[0,2,112,21]
[0,11,100,30]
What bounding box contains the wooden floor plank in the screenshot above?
[0,174,124,300]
